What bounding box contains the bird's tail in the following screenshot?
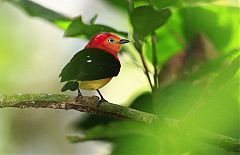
[61,81,79,92]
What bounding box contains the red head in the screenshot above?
[85,33,130,60]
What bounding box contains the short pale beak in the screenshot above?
[118,39,130,44]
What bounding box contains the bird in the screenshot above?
[59,33,130,104]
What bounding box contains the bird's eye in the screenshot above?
[108,38,115,43]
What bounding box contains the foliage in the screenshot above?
[179,6,240,52]
[6,0,240,154]
[130,6,171,39]
[64,16,128,39]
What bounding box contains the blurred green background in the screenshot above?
[0,0,239,155]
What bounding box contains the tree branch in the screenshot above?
[0,93,158,123]
[0,93,239,152]
[193,129,240,152]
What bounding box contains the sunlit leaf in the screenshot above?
[7,0,71,29]
[103,0,180,11]
[152,0,180,9]
[210,56,240,89]
[156,52,239,116]
[130,6,171,39]
[182,0,240,7]
[64,16,128,39]
[191,57,240,137]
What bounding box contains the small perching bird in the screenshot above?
[59,33,130,104]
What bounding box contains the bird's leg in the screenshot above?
[75,88,83,101]
[96,89,108,105]
[77,88,82,96]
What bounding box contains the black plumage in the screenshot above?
[59,48,121,82]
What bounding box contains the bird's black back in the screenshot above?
[59,48,121,82]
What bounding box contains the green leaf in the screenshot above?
[179,6,240,52]
[130,6,171,39]
[156,52,239,115]
[111,136,160,155]
[102,0,148,11]
[143,9,184,64]
[155,54,240,138]
[66,135,86,143]
[90,14,98,25]
[209,56,240,89]
[76,120,191,155]
[152,0,180,9]
[129,92,155,114]
[103,0,179,11]
[144,5,239,65]
[73,121,155,141]
[102,0,128,10]
[156,80,205,117]
[190,57,240,136]
[64,16,128,39]
[8,0,71,29]
[70,120,161,154]
[182,0,239,7]
[190,50,238,80]
[73,114,116,130]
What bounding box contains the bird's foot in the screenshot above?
[96,89,108,106]
[75,94,83,102]
[75,88,83,102]
[97,98,108,107]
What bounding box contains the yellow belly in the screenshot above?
[78,77,112,90]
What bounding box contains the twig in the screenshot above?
[151,32,159,89]
[127,0,153,91]
[132,33,154,91]
[139,50,154,90]
[0,93,239,152]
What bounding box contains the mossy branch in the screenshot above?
[0,93,239,152]
[0,93,158,123]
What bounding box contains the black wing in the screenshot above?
[59,48,121,82]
